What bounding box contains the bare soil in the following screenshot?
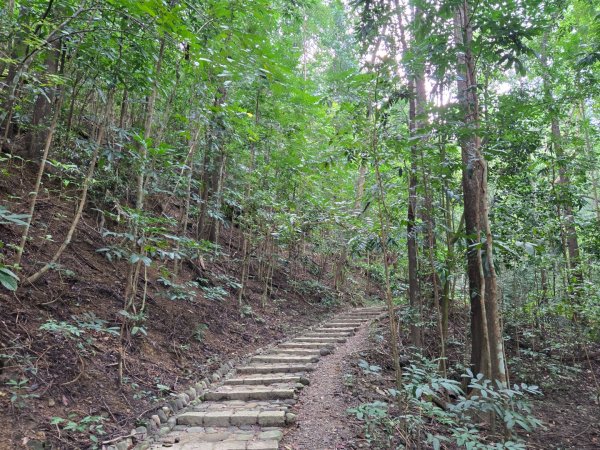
[281,322,373,450]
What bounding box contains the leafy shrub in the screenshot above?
[6,378,38,408]
[347,401,395,445]
[402,360,543,448]
[50,414,106,448]
[201,285,228,301]
[350,357,544,449]
[158,276,200,302]
[194,323,209,342]
[289,279,338,306]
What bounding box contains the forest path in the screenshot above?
[141,306,386,450]
[279,310,375,449]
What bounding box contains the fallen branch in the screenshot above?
[101,433,135,445]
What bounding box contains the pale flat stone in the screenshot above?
[251,355,318,364]
[203,411,233,427]
[236,364,314,374]
[177,412,205,426]
[203,432,232,442]
[277,342,333,349]
[224,375,300,386]
[205,387,294,401]
[213,442,246,450]
[293,337,345,343]
[246,441,279,450]
[230,410,259,426]
[257,411,285,426]
[258,430,283,441]
[173,444,215,450]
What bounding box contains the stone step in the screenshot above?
[304,332,352,338]
[278,342,333,349]
[327,318,365,323]
[338,312,382,317]
[152,427,283,450]
[192,399,291,413]
[164,441,279,450]
[204,385,295,401]
[336,316,378,321]
[177,409,288,427]
[224,374,303,386]
[274,348,323,355]
[236,364,315,374]
[251,354,319,364]
[293,336,346,343]
[314,327,359,333]
[322,322,363,327]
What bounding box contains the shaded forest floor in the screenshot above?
[0,162,379,449]
[347,314,600,449]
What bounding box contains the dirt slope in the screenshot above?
[0,163,376,449]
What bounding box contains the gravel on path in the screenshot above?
[280,322,371,449]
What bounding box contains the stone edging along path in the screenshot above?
[111,306,386,450]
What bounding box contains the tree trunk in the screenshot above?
[27,90,114,284]
[539,32,583,297]
[136,38,165,211]
[27,41,60,159]
[14,90,64,267]
[455,0,507,385]
[579,102,600,221]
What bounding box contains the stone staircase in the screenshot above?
[151,306,386,450]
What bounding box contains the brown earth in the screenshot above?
[0,162,378,449]
[281,318,373,449]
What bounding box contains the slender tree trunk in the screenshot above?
[196,128,211,240]
[65,74,83,138]
[27,41,60,159]
[455,0,507,385]
[174,125,202,276]
[539,32,583,296]
[236,83,260,309]
[14,90,65,267]
[27,90,114,284]
[578,101,600,221]
[119,87,129,130]
[136,38,165,211]
[208,150,227,244]
[394,1,424,349]
[407,81,422,348]
[354,162,367,213]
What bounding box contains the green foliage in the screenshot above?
[347,401,395,446]
[0,266,19,291]
[50,414,106,448]
[40,320,85,339]
[6,378,39,408]
[73,313,120,336]
[201,285,229,302]
[0,206,29,227]
[401,360,543,448]
[158,276,200,302]
[193,323,209,342]
[289,279,338,306]
[358,359,382,375]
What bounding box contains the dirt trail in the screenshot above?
[280,319,372,449]
[134,307,385,450]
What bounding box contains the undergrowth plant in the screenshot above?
[349,357,544,449]
[50,414,106,448]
